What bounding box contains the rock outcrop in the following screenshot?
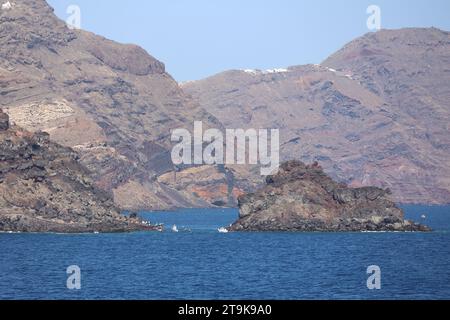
[0,109,157,233]
[229,161,430,232]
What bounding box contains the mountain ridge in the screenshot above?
[1,0,229,210]
[1,1,448,209]
[183,27,450,205]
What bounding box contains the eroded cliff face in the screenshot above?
[0,109,155,233]
[2,1,448,210]
[0,0,222,210]
[230,161,430,232]
[183,28,450,205]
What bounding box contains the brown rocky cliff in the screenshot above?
[229,161,430,232]
[183,28,450,205]
[0,109,157,233]
[2,2,448,209]
[0,0,222,210]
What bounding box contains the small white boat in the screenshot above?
[421,214,426,219]
[171,225,179,233]
[218,227,229,233]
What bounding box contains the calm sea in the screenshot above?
[0,205,449,300]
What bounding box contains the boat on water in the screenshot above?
[218,227,229,233]
[172,225,179,232]
[421,214,427,219]
[141,220,164,232]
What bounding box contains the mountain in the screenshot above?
[229,161,430,232]
[0,0,223,210]
[1,2,448,208]
[0,109,156,233]
[183,28,450,205]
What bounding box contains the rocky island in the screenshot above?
[229,161,430,232]
[0,109,157,233]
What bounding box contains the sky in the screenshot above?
[48,0,450,82]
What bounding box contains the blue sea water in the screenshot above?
[0,205,449,300]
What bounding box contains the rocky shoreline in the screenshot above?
[0,109,159,233]
[229,161,431,232]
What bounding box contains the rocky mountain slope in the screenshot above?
[183,28,450,205]
[0,109,156,233]
[229,161,430,232]
[1,1,448,209]
[0,0,224,210]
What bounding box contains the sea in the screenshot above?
[0,205,449,300]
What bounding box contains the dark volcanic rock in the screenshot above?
[0,109,158,233]
[229,161,431,232]
[0,110,8,131]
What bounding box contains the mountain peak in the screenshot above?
[183,26,450,205]
[1,0,53,15]
[0,0,77,60]
[323,27,450,69]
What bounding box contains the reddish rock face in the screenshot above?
[183,28,450,205]
[229,161,431,232]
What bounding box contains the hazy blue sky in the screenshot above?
[48,0,450,81]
